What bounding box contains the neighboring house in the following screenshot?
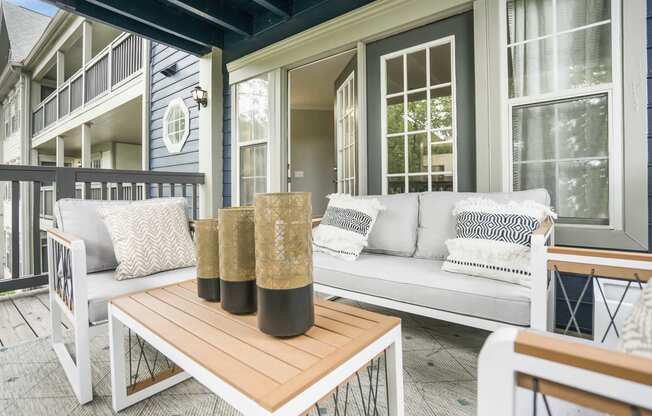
[0,4,150,279]
[0,0,50,278]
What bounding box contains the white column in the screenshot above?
[55,136,65,167]
[56,51,65,87]
[198,47,223,218]
[141,39,151,171]
[81,123,91,168]
[81,21,93,65]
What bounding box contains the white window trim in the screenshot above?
[231,72,277,206]
[505,0,622,229]
[162,97,190,154]
[380,35,457,195]
[336,70,357,194]
[480,0,648,250]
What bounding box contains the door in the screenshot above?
[335,71,357,194]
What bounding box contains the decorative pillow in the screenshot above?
[620,283,652,358]
[441,198,556,287]
[312,194,384,261]
[97,198,196,280]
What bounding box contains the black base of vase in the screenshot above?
[221,279,257,314]
[257,284,314,337]
[197,278,220,301]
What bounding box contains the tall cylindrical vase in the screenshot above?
[195,219,220,301]
[254,192,314,337]
[218,207,257,314]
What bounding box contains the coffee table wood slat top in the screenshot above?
[110,280,401,412]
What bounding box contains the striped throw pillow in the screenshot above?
[442,198,555,287]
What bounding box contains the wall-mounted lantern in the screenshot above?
[192,86,208,108]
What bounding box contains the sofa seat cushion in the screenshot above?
[313,252,531,326]
[86,266,196,323]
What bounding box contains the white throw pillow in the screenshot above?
[313,194,383,261]
[620,283,652,358]
[442,198,555,287]
[98,198,196,280]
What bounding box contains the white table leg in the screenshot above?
[386,327,404,416]
[109,305,129,412]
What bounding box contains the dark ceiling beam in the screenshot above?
[165,0,253,37]
[85,0,223,47]
[251,0,290,18]
[45,0,210,55]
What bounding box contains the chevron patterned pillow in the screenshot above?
[98,198,196,280]
[442,198,555,287]
[620,283,652,358]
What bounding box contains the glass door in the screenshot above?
[335,71,356,194]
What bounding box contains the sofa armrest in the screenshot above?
[312,218,322,228]
[532,216,554,237]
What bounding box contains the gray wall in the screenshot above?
[149,42,200,172]
[365,11,476,195]
[290,109,335,216]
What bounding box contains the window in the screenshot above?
[336,72,357,194]
[507,0,618,226]
[381,37,456,194]
[236,74,270,206]
[162,97,190,153]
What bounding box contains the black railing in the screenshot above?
[0,165,204,293]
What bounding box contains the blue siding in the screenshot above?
[149,42,200,172]
[648,0,652,251]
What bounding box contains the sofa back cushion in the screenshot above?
[362,193,419,257]
[54,199,131,273]
[414,189,551,260]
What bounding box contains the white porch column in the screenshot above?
[81,123,91,168]
[56,51,65,87]
[198,47,223,217]
[55,136,65,167]
[82,21,93,65]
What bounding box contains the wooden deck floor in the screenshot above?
[0,290,53,347]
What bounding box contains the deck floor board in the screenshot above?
[12,296,51,338]
[0,298,37,346]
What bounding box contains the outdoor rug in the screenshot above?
[0,300,487,415]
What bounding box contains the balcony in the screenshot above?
[31,33,143,137]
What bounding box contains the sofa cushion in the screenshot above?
[361,193,419,257]
[87,266,196,323]
[415,189,551,260]
[54,199,131,273]
[313,252,531,326]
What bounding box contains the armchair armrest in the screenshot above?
[46,228,88,319]
[532,216,554,237]
[312,218,322,228]
[515,330,652,386]
[478,328,652,415]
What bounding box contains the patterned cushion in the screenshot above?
[442,198,555,287]
[620,283,652,358]
[97,198,196,280]
[312,194,383,261]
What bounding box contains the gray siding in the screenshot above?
[149,42,200,172]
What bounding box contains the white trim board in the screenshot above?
[227,0,473,85]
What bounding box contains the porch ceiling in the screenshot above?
[44,0,375,60]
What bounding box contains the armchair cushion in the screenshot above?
[621,282,652,358]
[54,199,131,272]
[87,266,196,323]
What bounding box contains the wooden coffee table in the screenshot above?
[108,280,404,415]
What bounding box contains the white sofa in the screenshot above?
[313,190,555,332]
[48,198,194,404]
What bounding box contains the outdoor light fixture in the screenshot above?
[192,86,208,108]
